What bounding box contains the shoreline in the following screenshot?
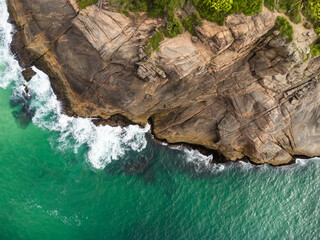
[6,0,320,166]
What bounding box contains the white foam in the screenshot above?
[166,144,226,172]
[27,68,149,169]
[183,148,225,173]
[0,0,225,172]
[238,160,254,170]
[296,158,308,166]
[295,157,319,166]
[0,0,149,169]
[0,0,23,89]
[2,0,317,171]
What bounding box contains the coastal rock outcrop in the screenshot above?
[8,0,320,165]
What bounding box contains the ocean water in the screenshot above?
[0,1,320,239]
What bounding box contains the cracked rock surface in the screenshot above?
[8,0,320,165]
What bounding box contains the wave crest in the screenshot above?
[27,68,149,169]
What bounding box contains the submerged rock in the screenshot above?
[12,104,35,128]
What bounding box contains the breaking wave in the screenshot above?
[0,3,148,169]
[27,68,149,169]
[1,0,318,171]
[0,0,21,89]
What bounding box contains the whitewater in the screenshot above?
[0,0,318,171]
[0,0,232,171]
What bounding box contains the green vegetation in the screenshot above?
[230,0,263,15]
[164,17,184,37]
[145,16,182,53]
[193,0,263,25]
[110,0,185,50]
[192,0,227,25]
[310,39,320,55]
[181,12,203,36]
[109,0,185,18]
[77,0,320,55]
[303,0,320,27]
[109,0,148,12]
[207,0,233,12]
[288,4,302,23]
[303,1,320,54]
[77,0,98,9]
[116,8,131,17]
[277,0,302,24]
[274,16,294,43]
[265,0,276,11]
[303,21,312,29]
[145,30,164,54]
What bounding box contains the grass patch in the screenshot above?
[146,16,182,54]
[77,0,98,9]
[145,30,164,54]
[110,0,148,12]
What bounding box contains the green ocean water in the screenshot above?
[1,2,320,239]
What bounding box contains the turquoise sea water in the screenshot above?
[1,2,320,239]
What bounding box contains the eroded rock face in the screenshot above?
[8,0,320,165]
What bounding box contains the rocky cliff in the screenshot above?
[7,0,320,165]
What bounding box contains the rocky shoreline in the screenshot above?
[7,0,320,165]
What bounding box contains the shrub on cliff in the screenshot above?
[265,0,276,11]
[274,16,294,43]
[77,0,98,9]
[277,0,302,24]
[310,40,320,55]
[109,0,185,18]
[309,0,320,19]
[165,17,184,37]
[193,0,263,25]
[205,0,233,12]
[110,0,148,11]
[303,0,320,26]
[192,1,226,25]
[182,12,203,36]
[230,0,263,15]
[145,30,164,53]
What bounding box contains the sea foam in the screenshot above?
[4,0,315,171]
[0,0,213,170]
[0,0,21,89]
[0,2,148,169]
[184,148,225,172]
[27,68,149,169]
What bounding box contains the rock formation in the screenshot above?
[7,0,320,165]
